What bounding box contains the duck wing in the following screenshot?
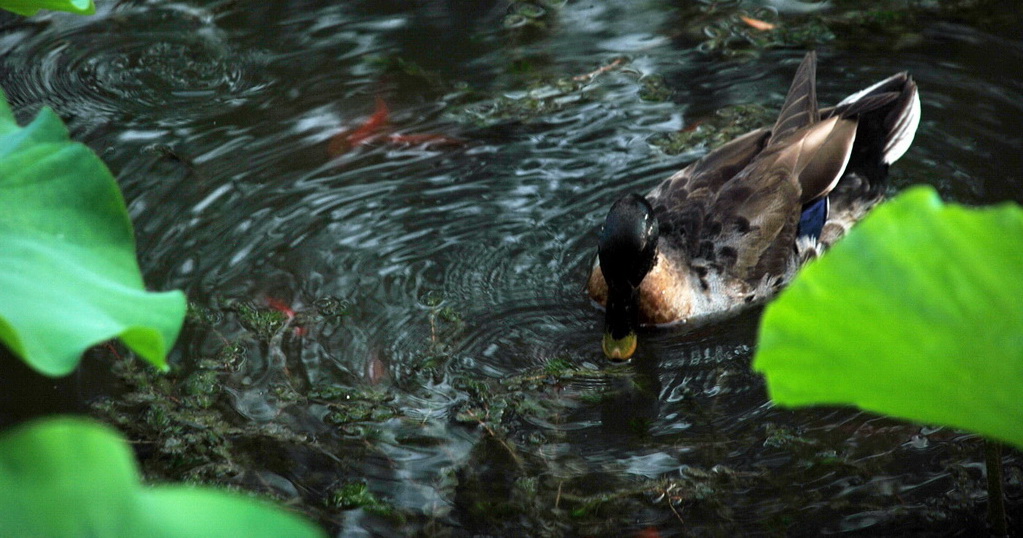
[704,52,860,280]
[648,52,833,281]
[646,127,772,267]
[648,127,771,203]
[648,52,822,210]
[769,51,860,206]
[705,158,802,280]
[650,52,918,284]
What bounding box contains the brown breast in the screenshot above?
[587,251,693,325]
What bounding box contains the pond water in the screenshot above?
[2,0,1022,535]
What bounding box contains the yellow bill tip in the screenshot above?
[602,332,637,361]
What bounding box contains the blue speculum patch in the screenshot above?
[798,196,829,241]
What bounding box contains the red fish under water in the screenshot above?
[327,96,462,157]
[266,297,307,336]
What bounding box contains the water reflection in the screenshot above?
[1,0,1020,535]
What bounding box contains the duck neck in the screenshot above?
[605,281,640,340]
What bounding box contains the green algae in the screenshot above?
[650,103,774,156]
[327,482,393,515]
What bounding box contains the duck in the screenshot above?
[588,51,921,360]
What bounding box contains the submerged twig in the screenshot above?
[463,407,525,468]
[665,489,686,525]
[572,58,624,82]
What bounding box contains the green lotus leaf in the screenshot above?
[0,417,325,537]
[754,185,1023,448]
[0,89,186,376]
[0,0,94,16]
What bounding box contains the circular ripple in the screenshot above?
[1,5,268,124]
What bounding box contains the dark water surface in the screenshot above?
[2,0,1022,535]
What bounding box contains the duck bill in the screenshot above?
[602,287,639,361]
[602,331,637,361]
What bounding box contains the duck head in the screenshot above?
[597,193,659,361]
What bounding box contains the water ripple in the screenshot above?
[5,2,1020,534]
[1,4,269,129]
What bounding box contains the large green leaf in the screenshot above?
[754,186,1023,448]
[0,0,94,16]
[0,417,325,537]
[0,89,186,376]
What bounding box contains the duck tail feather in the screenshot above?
[880,75,920,165]
[825,72,921,184]
[770,51,820,143]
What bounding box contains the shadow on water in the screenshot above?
[2,0,1022,535]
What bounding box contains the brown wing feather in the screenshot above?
[795,117,858,203]
[708,152,801,280]
[649,127,770,201]
[712,115,858,280]
[651,138,803,283]
[647,128,771,257]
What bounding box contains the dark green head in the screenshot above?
[597,193,659,360]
